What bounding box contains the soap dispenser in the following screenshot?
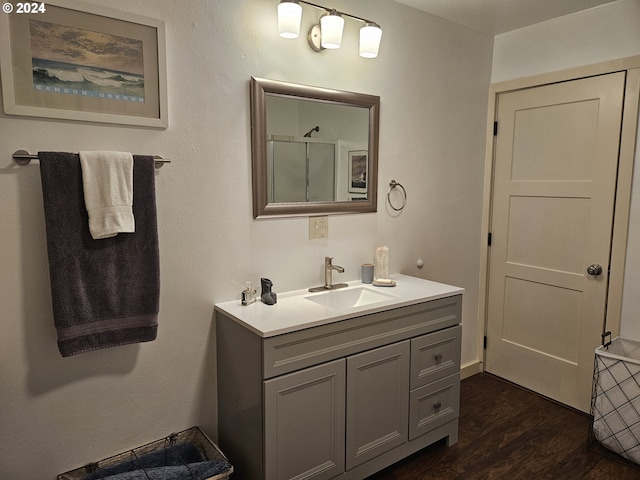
[241,282,256,306]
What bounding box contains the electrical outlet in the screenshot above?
[309,216,328,239]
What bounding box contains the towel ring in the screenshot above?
[387,180,407,211]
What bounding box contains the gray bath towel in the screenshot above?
[39,152,160,357]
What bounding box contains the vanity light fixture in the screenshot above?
[277,0,382,58]
[319,10,344,49]
[359,22,383,58]
[277,0,303,38]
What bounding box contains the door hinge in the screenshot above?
[488,232,492,246]
[484,336,487,349]
[493,121,498,136]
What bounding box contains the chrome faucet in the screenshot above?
[309,256,348,292]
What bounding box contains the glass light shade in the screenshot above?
[320,11,344,49]
[277,1,302,39]
[360,23,382,58]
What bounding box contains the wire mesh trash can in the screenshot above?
[57,426,233,480]
[592,336,640,465]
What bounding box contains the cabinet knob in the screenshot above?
[434,353,443,363]
[434,400,442,410]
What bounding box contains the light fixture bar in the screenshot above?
[277,0,382,58]
[296,0,376,25]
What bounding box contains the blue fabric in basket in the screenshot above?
[83,442,231,480]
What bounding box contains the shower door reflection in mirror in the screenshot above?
[266,95,369,204]
[268,137,337,203]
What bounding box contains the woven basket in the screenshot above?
[592,337,640,465]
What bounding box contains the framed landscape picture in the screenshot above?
[348,150,368,194]
[0,0,167,127]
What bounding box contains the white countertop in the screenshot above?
[214,274,464,338]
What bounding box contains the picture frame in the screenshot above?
[348,150,368,194]
[0,0,168,127]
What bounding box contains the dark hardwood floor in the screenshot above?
[366,373,640,480]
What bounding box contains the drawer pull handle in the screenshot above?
[434,400,442,410]
[434,353,443,363]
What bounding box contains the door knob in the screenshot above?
[587,264,603,276]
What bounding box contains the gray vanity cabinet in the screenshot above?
[216,294,462,480]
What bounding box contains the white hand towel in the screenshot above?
[79,151,134,239]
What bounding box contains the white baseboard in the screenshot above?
[461,361,483,380]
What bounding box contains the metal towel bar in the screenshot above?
[12,150,170,168]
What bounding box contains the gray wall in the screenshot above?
[0,0,492,476]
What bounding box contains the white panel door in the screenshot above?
[486,72,626,412]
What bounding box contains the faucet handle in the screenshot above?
[325,256,333,264]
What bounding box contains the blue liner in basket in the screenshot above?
[57,427,233,480]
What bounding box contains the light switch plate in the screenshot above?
[309,216,328,239]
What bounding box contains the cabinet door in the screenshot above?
[264,359,346,480]
[346,341,410,470]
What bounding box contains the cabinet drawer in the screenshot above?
[410,325,461,389]
[263,295,462,379]
[409,373,460,441]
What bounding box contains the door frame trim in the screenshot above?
[478,55,640,365]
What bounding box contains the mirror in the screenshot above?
[250,77,380,218]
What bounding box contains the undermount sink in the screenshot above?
[304,286,399,311]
